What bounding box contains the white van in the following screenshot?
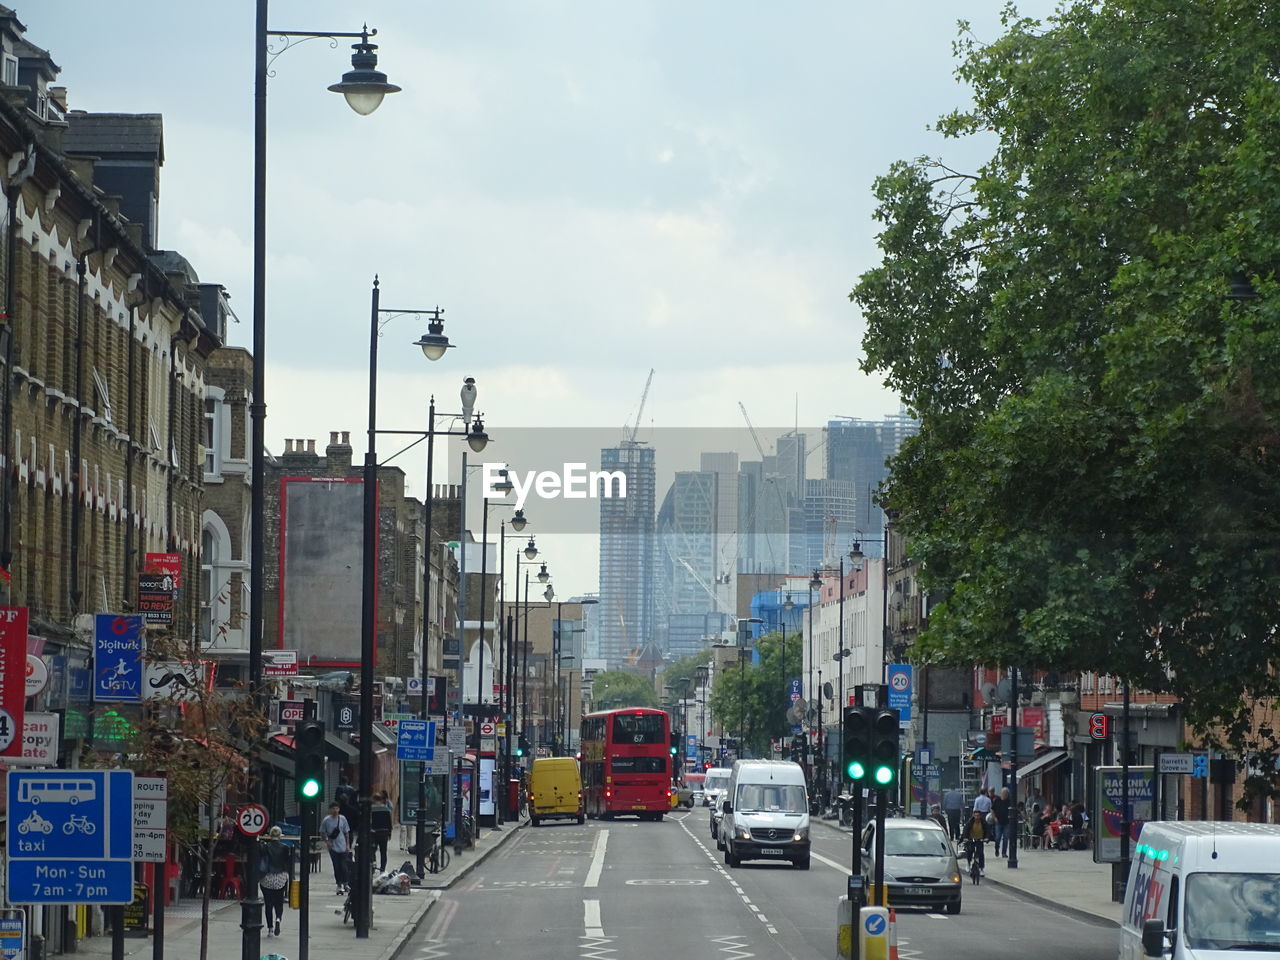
[720,760,811,870]
[1120,821,1280,958]
[704,767,732,840]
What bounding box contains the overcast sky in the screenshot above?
[27,1,1058,597]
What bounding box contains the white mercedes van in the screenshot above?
[720,759,811,870]
[1121,821,1280,958]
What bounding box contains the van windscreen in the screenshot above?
[1184,872,1280,951]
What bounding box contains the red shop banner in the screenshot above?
[0,605,29,757]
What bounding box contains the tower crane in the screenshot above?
[623,368,655,445]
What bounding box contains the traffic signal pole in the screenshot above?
[298,797,314,960]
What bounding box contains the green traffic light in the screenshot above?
[874,766,894,785]
[847,760,866,780]
[300,778,321,799]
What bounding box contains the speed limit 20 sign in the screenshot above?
[237,804,269,837]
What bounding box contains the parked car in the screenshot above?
[860,817,961,914]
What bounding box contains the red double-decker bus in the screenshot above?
[579,707,672,820]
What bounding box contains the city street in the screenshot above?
[396,814,1119,960]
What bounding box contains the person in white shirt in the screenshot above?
[319,803,352,894]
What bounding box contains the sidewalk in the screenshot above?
[813,816,1122,925]
[76,820,524,960]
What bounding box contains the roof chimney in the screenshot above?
[284,439,294,454]
[307,439,316,454]
[326,429,353,474]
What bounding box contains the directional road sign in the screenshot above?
[6,769,134,903]
[397,719,437,762]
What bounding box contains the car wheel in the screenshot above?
[724,844,738,867]
[946,901,961,915]
[710,822,717,839]
[577,814,586,825]
[531,816,541,827]
[794,856,811,870]
[654,812,664,822]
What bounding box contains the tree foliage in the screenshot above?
[662,650,712,702]
[852,0,1280,801]
[590,670,660,711]
[708,632,803,756]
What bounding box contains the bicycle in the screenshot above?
[963,838,984,885]
[426,828,450,874]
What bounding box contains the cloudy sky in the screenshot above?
[28,0,1057,596]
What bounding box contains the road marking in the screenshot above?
[423,895,458,941]
[584,829,608,887]
[927,912,947,919]
[676,815,778,935]
[812,849,847,872]
[584,898,604,938]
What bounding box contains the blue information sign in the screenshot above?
[887,664,913,724]
[0,913,23,960]
[396,719,437,761]
[93,615,143,703]
[6,769,135,904]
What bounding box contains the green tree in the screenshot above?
[590,670,660,711]
[662,650,712,701]
[852,0,1280,802]
[708,632,803,756]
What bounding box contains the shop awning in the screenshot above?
[371,724,395,745]
[270,731,358,761]
[1016,749,1068,780]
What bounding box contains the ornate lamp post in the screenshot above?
[247,12,398,954]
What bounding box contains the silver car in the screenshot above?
[704,768,732,841]
[861,817,962,914]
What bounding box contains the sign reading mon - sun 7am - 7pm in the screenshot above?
[6,769,135,904]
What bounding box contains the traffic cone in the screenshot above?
[888,907,899,960]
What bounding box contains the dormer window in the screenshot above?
[2,56,16,87]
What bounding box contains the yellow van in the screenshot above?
[528,757,584,826]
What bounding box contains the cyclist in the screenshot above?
[964,808,987,876]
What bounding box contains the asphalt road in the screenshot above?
[395,811,1119,960]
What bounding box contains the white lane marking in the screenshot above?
[422,894,457,941]
[584,829,609,887]
[584,898,604,938]
[677,813,778,936]
[927,913,947,919]
[812,849,848,872]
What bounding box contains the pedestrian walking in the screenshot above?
[943,787,963,841]
[320,802,352,893]
[258,826,294,938]
[370,790,394,872]
[993,786,1011,857]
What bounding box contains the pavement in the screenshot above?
[813,814,1123,926]
[77,818,525,960]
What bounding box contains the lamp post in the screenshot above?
[735,618,762,756]
[358,279,463,933]
[497,514,528,813]
[517,541,542,747]
[807,570,821,782]
[397,387,488,878]
[248,14,398,954]
[554,600,596,752]
[694,664,710,765]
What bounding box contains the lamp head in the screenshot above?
[466,415,489,453]
[544,584,555,601]
[849,541,865,562]
[537,562,550,583]
[414,311,451,361]
[510,509,528,532]
[328,27,402,116]
[783,593,794,611]
[809,570,822,590]
[524,538,538,560]
[491,468,514,496]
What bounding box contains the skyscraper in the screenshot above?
[825,412,920,555]
[598,443,657,667]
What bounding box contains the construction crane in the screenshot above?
[623,368,655,445]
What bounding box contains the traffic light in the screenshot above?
[515,733,529,758]
[843,706,874,781]
[669,732,680,757]
[871,708,900,787]
[295,719,326,803]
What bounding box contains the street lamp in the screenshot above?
[735,618,763,756]
[357,279,458,932]
[807,570,821,783]
[694,664,710,765]
[327,28,402,115]
[248,10,399,954]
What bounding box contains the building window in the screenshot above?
[2,56,16,87]
[92,368,113,422]
[204,398,219,476]
[200,527,215,646]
